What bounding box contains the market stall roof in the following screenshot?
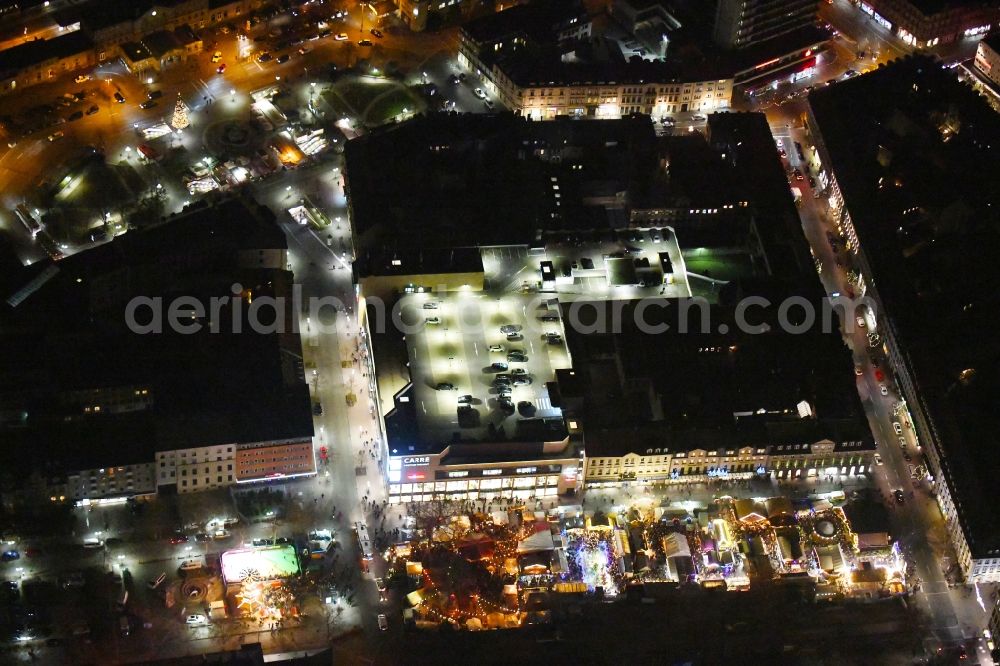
[517,526,555,553]
[661,532,691,559]
[734,498,767,522]
[406,588,426,607]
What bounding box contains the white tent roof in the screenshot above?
[661,532,691,559]
[517,527,555,553]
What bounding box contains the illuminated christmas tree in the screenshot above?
[171,94,189,130]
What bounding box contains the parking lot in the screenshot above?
[397,291,572,444]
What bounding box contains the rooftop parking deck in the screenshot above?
[375,290,574,450]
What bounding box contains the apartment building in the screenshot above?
[973,31,1000,85]
[0,197,315,504]
[235,439,316,483]
[66,462,157,504]
[458,1,732,119]
[0,31,95,94]
[0,0,258,93]
[806,55,1000,582]
[490,63,733,119]
[55,0,258,50]
[713,0,818,49]
[156,444,236,493]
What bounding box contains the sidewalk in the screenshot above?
[336,312,389,529]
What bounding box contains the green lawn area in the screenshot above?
[333,76,398,112]
[329,76,425,126]
[363,89,423,125]
[683,254,755,282]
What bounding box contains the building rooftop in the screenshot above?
[807,54,1000,558]
[54,0,190,32]
[374,289,571,458]
[559,297,870,457]
[461,0,587,46]
[842,494,892,537]
[0,31,93,79]
[0,197,313,476]
[141,28,182,58]
[357,247,484,279]
[982,31,1000,55]
[345,113,657,269]
[707,112,817,282]
[497,51,734,87]
[120,40,152,63]
[905,0,992,15]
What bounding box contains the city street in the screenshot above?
[761,101,995,661]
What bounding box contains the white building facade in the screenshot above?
[156,444,237,494]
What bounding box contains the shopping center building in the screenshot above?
[344,110,874,504]
[554,298,875,490]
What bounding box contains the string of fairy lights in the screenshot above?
[379,497,889,628]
